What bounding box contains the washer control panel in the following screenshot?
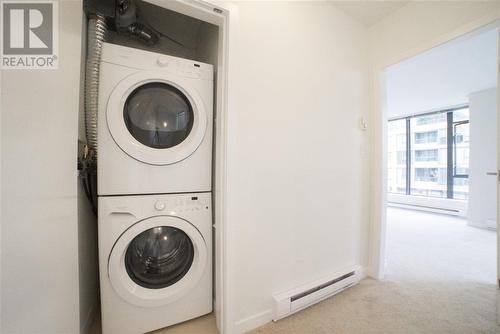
[151,194,210,213]
[103,193,211,222]
[154,200,166,211]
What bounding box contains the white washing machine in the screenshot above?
[98,193,212,334]
[98,42,213,195]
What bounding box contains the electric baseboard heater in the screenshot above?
[273,265,361,321]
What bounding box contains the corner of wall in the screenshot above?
[233,309,273,334]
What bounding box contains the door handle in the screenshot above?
[487,171,500,182]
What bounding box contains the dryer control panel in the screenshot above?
[156,55,212,81]
[101,42,214,81]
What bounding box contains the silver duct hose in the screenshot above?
[84,14,107,155]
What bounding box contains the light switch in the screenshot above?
[359,117,368,131]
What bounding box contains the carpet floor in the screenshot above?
[250,207,499,334]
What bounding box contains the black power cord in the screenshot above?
[78,147,98,216]
[134,0,194,49]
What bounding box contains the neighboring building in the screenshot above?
[388,109,469,200]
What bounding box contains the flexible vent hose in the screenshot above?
[80,14,107,215]
[84,15,107,155]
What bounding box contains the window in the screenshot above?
[416,113,446,125]
[415,168,438,182]
[396,151,406,164]
[409,113,448,198]
[396,134,406,149]
[415,131,438,144]
[387,107,469,200]
[387,119,407,195]
[415,149,438,162]
[452,112,470,198]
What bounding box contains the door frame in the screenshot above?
[496,27,500,323]
[142,0,231,332]
[369,18,500,280]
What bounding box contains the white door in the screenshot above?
[468,89,497,229]
[108,216,208,307]
[107,71,208,165]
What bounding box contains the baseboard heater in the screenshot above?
[272,265,361,321]
[387,202,461,216]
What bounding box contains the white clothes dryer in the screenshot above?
[97,42,213,195]
[98,192,212,334]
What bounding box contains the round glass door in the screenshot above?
[125,226,194,289]
[108,215,207,307]
[124,83,194,149]
[107,72,208,165]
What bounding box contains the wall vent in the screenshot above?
[272,265,360,321]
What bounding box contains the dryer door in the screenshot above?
[107,71,208,165]
[108,216,208,307]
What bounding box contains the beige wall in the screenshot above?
[222,1,370,332]
[1,1,90,333]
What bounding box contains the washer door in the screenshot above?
[108,216,208,307]
[107,71,207,165]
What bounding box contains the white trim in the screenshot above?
[369,14,500,279]
[0,51,3,333]
[213,10,230,334]
[234,309,274,334]
[200,2,233,333]
[497,27,500,325]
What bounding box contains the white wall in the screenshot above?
[223,2,370,332]
[385,29,498,119]
[369,1,500,68]
[368,0,500,278]
[1,2,90,333]
[2,1,497,333]
[468,87,498,229]
[77,176,99,334]
[78,16,99,334]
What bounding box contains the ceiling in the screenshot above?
[329,1,410,27]
[385,29,498,119]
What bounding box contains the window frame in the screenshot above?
[452,120,470,179]
[388,106,469,200]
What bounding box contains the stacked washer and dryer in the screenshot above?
[97,42,214,334]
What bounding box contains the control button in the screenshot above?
[157,57,169,67]
[154,201,166,211]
